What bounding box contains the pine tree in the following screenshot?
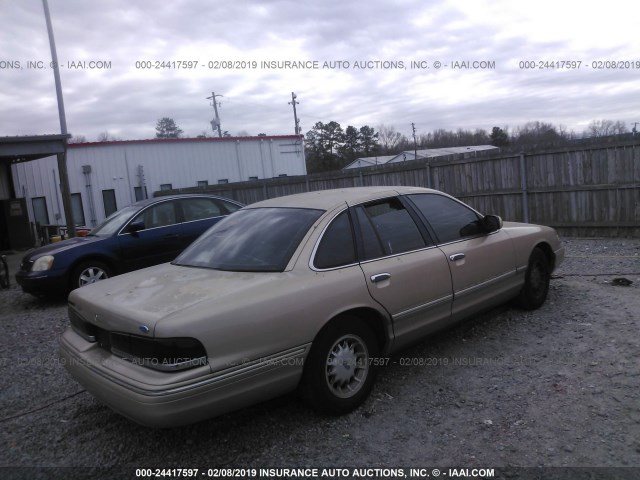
[155,117,184,138]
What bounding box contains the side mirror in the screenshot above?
[126,220,145,236]
[481,214,503,233]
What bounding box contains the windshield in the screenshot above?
[89,205,140,237]
[174,207,324,272]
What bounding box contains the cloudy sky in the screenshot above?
[1,0,639,141]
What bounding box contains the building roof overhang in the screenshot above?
[0,134,71,164]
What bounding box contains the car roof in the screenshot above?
[246,186,441,211]
[134,194,243,208]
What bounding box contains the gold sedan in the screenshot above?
[60,186,564,427]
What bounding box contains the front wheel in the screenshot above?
[301,317,379,415]
[518,247,550,310]
[71,260,112,290]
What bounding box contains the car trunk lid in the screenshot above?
[68,262,277,337]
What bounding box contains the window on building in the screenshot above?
[160,184,173,191]
[197,180,208,187]
[134,186,148,202]
[102,189,118,218]
[249,176,258,181]
[218,179,229,184]
[32,197,49,226]
[71,193,86,226]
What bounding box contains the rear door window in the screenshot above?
[357,198,426,259]
[133,201,177,230]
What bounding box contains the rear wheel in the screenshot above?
[518,247,550,310]
[71,260,112,290]
[301,316,379,414]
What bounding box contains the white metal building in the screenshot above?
[343,145,499,169]
[342,155,396,169]
[11,135,305,229]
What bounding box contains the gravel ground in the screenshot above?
[1,238,639,479]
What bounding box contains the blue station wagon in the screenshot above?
[16,194,243,296]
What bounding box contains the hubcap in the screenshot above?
[79,267,108,286]
[325,334,369,398]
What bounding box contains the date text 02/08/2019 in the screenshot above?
[518,60,640,69]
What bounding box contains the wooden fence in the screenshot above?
[159,140,640,237]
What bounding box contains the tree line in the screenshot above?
[303,119,634,173]
[305,122,378,172]
[68,117,635,175]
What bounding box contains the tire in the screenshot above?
[518,247,550,310]
[71,260,112,290]
[301,316,379,415]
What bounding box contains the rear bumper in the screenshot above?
[59,328,308,428]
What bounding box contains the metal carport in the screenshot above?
[0,134,74,250]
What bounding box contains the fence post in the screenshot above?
[519,152,530,223]
[426,163,432,189]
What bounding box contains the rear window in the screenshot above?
[174,207,323,272]
[180,198,242,222]
[180,198,224,221]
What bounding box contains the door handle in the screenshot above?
[370,273,391,283]
[449,253,465,261]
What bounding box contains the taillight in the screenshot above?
[69,309,208,371]
[110,334,208,371]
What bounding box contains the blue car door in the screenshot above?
[117,200,184,272]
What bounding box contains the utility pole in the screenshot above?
[206,92,223,138]
[411,123,418,161]
[289,92,301,135]
[42,0,75,237]
[633,122,639,136]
